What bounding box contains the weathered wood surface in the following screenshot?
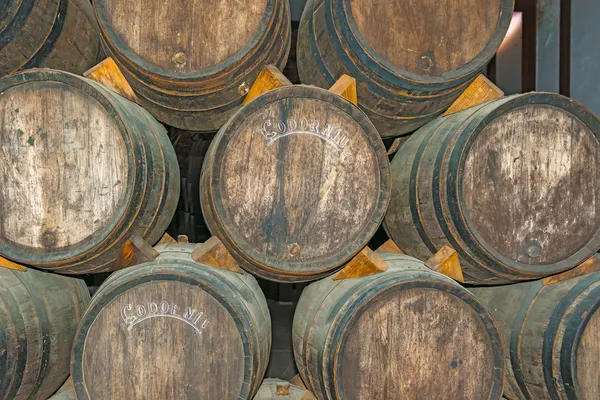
[471,265,600,400]
[244,65,293,105]
[425,245,465,283]
[93,0,291,131]
[254,379,316,400]
[384,93,600,284]
[0,0,102,78]
[293,252,504,400]
[297,0,514,137]
[333,247,388,280]
[201,85,391,282]
[71,243,270,400]
[48,378,75,400]
[443,75,504,116]
[0,69,179,274]
[0,267,90,400]
[328,75,358,106]
[84,57,137,101]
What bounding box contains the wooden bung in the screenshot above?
[72,243,270,399]
[0,268,90,400]
[0,0,102,79]
[201,73,391,282]
[293,252,505,400]
[297,0,514,137]
[93,0,291,131]
[384,92,600,284]
[0,69,179,274]
[471,263,600,400]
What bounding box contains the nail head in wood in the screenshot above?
[84,57,138,102]
[333,247,389,280]
[443,74,504,116]
[425,245,465,283]
[191,237,244,274]
[242,65,293,105]
[329,74,358,106]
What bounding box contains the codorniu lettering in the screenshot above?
[121,301,210,335]
[261,119,350,150]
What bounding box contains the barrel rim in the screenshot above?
[332,0,514,88]
[323,276,505,399]
[72,265,261,400]
[203,85,391,281]
[93,0,278,81]
[0,69,138,265]
[452,92,600,275]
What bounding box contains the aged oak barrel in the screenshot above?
[384,93,600,284]
[0,69,179,274]
[93,0,291,131]
[470,268,600,400]
[292,252,505,400]
[0,0,102,78]
[254,379,316,400]
[0,267,90,400]
[48,378,75,400]
[297,0,514,137]
[71,243,271,400]
[200,85,391,282]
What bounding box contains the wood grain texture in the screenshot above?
[384,93,600,284]
[84,57,137,101]
[425,245,465,283]
[443,75,504,116]
[293,252,504,400]
[191,236,245,274]
[296,0,514,137]
[0,267,90,400]
[333,247,388,280]
[254,379,317,400]
[375,239,403,254]
[0,0,102,78]
[72,243,270,400]
[542,255,600,285]
[0,255,27,271]
[201,85,391,282]
[0,69,179,274]
[48,378,75,400]
[243,65,293,105]
[328,75,358,106]
[471,269,600,400]
[94,0,291,131]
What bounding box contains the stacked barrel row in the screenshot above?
[0,0,599,399]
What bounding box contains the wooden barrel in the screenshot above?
[384,93,600,284]
[71,243,271,400]
[0,0,102,78]
[200,85,391,282]
[293,252,505,400]
[297,0,513,137]
[254,379,316,400]
[0,69,180,274]
[48,378,75,400]
[470,268,600,400]
[0,267,90,400]
[93,0,291,132]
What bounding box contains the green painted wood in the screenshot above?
[0,267,90,400]
[293,252,504,400]
[384,93,600,284]
[71,243,270,399]
[0,69,180,274]
[471,270,600,400]
[0,0,102,78]
[93,0,291,132]
[297,0,514,137]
